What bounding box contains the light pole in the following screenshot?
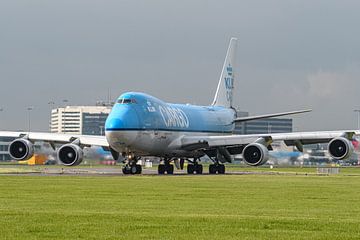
[355,109,360,130]
[62,99,69,106]
[48,101,55,108]
[48,101,55,132]
[27,107,33,132]
[267,123,272,134]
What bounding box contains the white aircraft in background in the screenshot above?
[1,38,358,174]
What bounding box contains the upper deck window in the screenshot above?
[117,98,137,104]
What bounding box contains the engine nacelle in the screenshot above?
[243,143,269,166]
[9,139,34,160]
[328,137,354,160]
[57,144,83,166]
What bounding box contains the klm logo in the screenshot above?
[224,64,234,102]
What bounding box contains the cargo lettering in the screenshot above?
[159,106,189,128]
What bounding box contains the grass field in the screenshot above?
[1,174,360,239]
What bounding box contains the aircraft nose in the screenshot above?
[105,105,140,131]
[105,105,141,152]
[105,117,124,130]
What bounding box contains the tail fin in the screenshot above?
[212,37,237,108]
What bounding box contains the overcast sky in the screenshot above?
[0,0,360,132]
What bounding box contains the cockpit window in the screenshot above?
[117,98,137,104]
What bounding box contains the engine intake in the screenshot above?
[9,139,34,160]
[57,144,83,166]
[328,137,354,160]
[242,143,269,166]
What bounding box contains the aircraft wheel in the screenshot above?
[130,165,138,175]
[166,164,174,174]
[122,166,131,175]
[209,164,217,174]
[218,164,225,174]
[158,164,166,174]
[195,164,203,174]
[187,164,194,174]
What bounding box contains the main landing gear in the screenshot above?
[207,154,226,174]
[157,158,204,175]
[187,158,203,174]
[158,159,174,174]
[208,163,225,174]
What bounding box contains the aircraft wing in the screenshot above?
[234,109,312,123]
[174,130,360,153]
[0,131,109,147]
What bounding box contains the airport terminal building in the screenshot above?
[50,106,111,135]
[0,137,13,161]
[234,111,293,134]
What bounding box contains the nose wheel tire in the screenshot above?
[131,164,142,174]
[123,164,142,175]
[122,166,131,174]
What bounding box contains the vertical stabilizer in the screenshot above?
[212,38,237,108]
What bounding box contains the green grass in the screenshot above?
[1,175,360,239]
[225,165,360,175]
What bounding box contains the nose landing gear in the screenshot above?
[122,154,142,175]
[122,163,142,175]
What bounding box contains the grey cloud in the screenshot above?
[0,0,360,131]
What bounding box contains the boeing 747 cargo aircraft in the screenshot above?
[1,38,358,174]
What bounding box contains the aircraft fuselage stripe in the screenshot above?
[105,128,232,134]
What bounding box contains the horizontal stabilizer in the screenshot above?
[234,109,312,123]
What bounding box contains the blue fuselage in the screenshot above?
[105,92,236,157]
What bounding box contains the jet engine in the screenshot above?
[57,144,83,166]
[242,143,269,166]
[9,139,34,160]
[328,137,354,160]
